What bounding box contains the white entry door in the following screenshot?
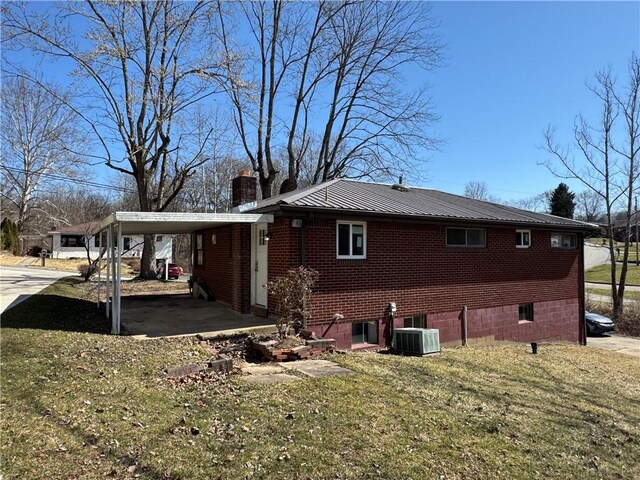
[253,223,268,307]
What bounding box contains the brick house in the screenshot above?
[192,172,597,349]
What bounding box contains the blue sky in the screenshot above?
[422,1,640,201]
[3,1,639,203]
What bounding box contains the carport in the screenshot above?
[93,212,274,335]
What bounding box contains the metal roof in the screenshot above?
[252,179,598,230]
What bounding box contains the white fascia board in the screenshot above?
[91,212,273,236]
[93,213,117,235]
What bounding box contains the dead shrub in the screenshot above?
[126,259,141,272]
[617,302,640,337]
[266,266,318,339]
[586,296,640,336]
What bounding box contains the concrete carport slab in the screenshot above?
[92,211,274,336]
[121,294,275,339]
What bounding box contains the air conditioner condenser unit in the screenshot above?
[393,328,440,355]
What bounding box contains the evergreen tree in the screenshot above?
[549,183,576,219]
[1,217,19,253]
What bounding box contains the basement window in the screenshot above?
[352,321,377,345]
[337,221,366,259]
[550,233,577,249]
[516,230,531,248]
[518,303,534,322]
[404,315,426,328]
[446,227,486,247]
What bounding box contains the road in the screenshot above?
[0,266,73,314]
[584,243,610,270]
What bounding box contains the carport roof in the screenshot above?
[93,212,274,235]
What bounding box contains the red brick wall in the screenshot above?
[194,216,583,349]
[307,298,580,348]
[231,224,251,312]
[192,226,233,304]
[192,224,251,312]
[300,218,582,348]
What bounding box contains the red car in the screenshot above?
[162,263,183,280]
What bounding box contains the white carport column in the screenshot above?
[105,228,111,320]
[110,224,118,334]
[96,230,102,308]
[115,222,123,334]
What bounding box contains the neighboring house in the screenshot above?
[191,173,598,349]
[49,223,173,261]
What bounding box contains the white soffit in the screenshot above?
[94,212,274,235]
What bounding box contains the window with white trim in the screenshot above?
[337,221,366,259]
[550,233,577,249]
[516,230,531,248]
[446,227,486,247]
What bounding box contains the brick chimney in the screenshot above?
[231,169,257,207]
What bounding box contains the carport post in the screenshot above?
[105,227,110,320]
[110,224,117,333]
[96,229,101,308]
[116,222,123,334]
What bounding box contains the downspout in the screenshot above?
[301,222,306,267]
[462,305,468,346]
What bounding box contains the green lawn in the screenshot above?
[2,279,639,479]
[585,263,640,285]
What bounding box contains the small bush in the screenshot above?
[77,263,98,281]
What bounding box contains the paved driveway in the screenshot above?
[0,266,73,314]
[588,334,640,357]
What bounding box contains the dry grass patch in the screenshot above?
[2,278,639,479]
[0,254,27,266]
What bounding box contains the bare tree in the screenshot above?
[463,181,491,201]
[575,189,604,222]
[542,54,640,319]
[215,0,443,198]
[507,192,551,213]
[3,1,224,278]
[0,75,84,251]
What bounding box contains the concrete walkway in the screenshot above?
[241,360,353,384]
[0,265,72,314]
[587,334,640,357]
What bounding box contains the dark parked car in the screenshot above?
[585,311,615,336]
[161,263,183,280]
